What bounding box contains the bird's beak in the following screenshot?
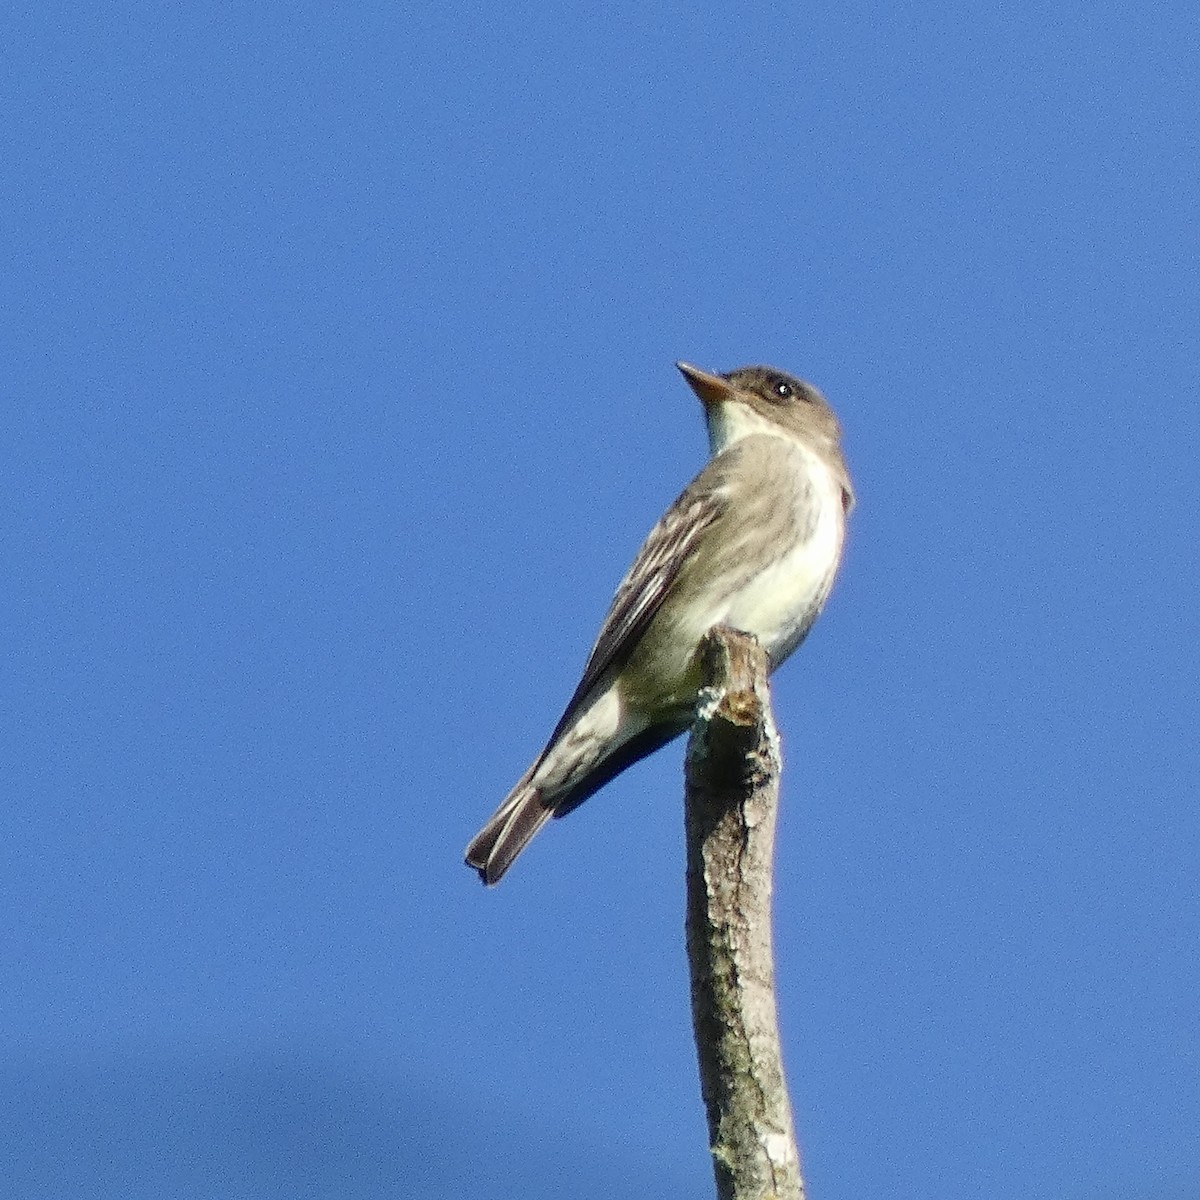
[676,362,735,407]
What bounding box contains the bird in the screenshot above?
[465,361,854,885]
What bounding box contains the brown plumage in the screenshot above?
[465,363,853,884]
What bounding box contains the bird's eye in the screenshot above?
[773,381,793,401]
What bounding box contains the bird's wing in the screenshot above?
[543,474,730,748]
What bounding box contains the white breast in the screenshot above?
[719,444,845,664]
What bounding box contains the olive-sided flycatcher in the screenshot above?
[465,362,853,885]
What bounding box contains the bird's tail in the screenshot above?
[464,767,554,886]
[465,720,686,885]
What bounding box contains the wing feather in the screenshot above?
[543,481,728,747]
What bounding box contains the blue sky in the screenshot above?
[4,3,1198,1198]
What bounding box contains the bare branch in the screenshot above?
[684,627,804,1200]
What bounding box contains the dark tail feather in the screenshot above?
[464,773,554,886]
[465,723,687,886]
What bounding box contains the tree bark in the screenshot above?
[684,627,804,1200]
